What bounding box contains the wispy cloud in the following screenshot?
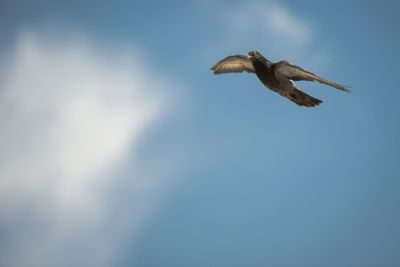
[228,1,313,46]
[205,0,328,67]
[0,31,177,266]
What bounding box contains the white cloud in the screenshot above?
[228,0,313,45]
[206,0,329,67]
[264,2,312,45]
[0,31,176,266]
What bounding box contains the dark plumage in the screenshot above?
[211,51,349,107]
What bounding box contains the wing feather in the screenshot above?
[211,55,255,74]
[274,61,350,92]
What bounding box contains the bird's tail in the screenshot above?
[282,87,322,107]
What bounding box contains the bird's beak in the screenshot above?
[247,55,252,60]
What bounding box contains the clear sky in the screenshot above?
[0,0,399,266]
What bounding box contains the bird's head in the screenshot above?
[248,51,262,60]
[248,50,271,66]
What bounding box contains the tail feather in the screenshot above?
[281,87,322,107]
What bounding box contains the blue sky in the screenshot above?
[0,0,399,266]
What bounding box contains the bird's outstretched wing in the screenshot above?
[274,61,350,92]
[211,55,255,74]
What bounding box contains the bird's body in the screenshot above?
[211,51,349,107]
[252,56,281,93]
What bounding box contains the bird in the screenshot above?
[211,51,349,107]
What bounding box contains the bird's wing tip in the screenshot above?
[210,66,222,75]
[342,85,352,92]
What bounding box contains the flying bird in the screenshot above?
[211,51,349,107]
